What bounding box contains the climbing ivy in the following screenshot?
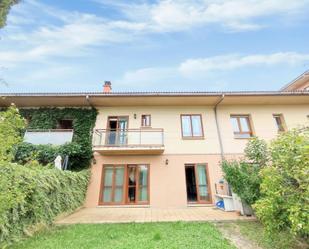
[16,108,97,170]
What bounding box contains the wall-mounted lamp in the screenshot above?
[92,158,97,165]
[165,159,169,165]
[134,113,137,119]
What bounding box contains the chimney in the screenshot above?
[103,81,112,93]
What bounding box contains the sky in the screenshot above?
[0,0,309,93]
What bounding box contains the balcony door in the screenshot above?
[100,164,149,205]
[106,116,128,146]
[185,164,211,204]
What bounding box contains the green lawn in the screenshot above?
[11,222,236,249]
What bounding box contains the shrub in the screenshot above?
[14,142,82,169]
[254,128,309,237]
[0,162,89,246]
[0,105,25,162]
[221,160,262,205]
[221,137,268,205]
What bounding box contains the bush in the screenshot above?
[221,160,262,205]
[14,142,82,169]
[0,105,25,162]
[254,128,309,237]
[221,137,268,205]
[0,162,89,246]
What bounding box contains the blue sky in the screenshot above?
[1,0,309,92]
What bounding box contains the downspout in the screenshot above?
[214,94,225,161]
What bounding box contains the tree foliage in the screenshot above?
[221,137,268,205]
[0,0,20,28]
[254,128,309,237]
[0,105,25,162]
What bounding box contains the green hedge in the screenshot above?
[0,162,89,246]
[17,108,97,170]
[14,142,83,167]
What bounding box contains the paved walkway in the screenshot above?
[56,206,255,224]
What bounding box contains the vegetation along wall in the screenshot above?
[15,108,98,170]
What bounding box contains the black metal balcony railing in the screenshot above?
[93,128,164,147]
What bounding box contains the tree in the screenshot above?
[221,137,269,205]
[0,104,25,162]
[254,128,309,236]
[0,0,20,28]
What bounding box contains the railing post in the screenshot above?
[139,129,142,145]
[161,129,164,146]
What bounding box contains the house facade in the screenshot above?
[1,72,309,209]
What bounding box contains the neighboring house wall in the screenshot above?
[218,104,309,153]
[85,103,309,208]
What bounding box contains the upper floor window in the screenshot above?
[273,114,286,132]
[57,119,73,129]
[141,115,151,127]
[230,115,253,138]
[181,114,204,138]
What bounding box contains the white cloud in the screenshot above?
[179,52,309,76]
[115,52,309,86]
[2,0,309,67]
[111,0,309,32]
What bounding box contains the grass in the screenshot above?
[10,222,236,249]
[217,221,308,249]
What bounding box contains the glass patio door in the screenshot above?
[185,164,211,203]
[126,165,149,204]
[106,116,128,146]
[100,164,149,205]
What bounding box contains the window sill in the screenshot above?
[182,137,205,140]
[233,137,253,140]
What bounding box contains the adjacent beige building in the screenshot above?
[1,72,309,209]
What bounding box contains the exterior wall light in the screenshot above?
[165,159,169,165]
[134,114,137,119]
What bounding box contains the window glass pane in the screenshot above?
[138,165,148,186]
[139,187,148,201]
[104,167,113,186]
[115,167,124,186]
[191,115,203,136]
[128,166,136,202]
[197,165,209,201]
[103,187,112,202]
[142,115,151,126]
[197,165,207,185]
[274,115,285,131]
[138,165,148,202]
[230,117,240,132]
[240,117,250,132]
[199,186,208,200]
[181,116,192,136]
[114,188,123,202]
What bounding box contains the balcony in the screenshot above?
[24,129,74,145]
[93,128,164,155]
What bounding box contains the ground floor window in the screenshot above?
[99,164,149,205]
[185,163,211,203]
